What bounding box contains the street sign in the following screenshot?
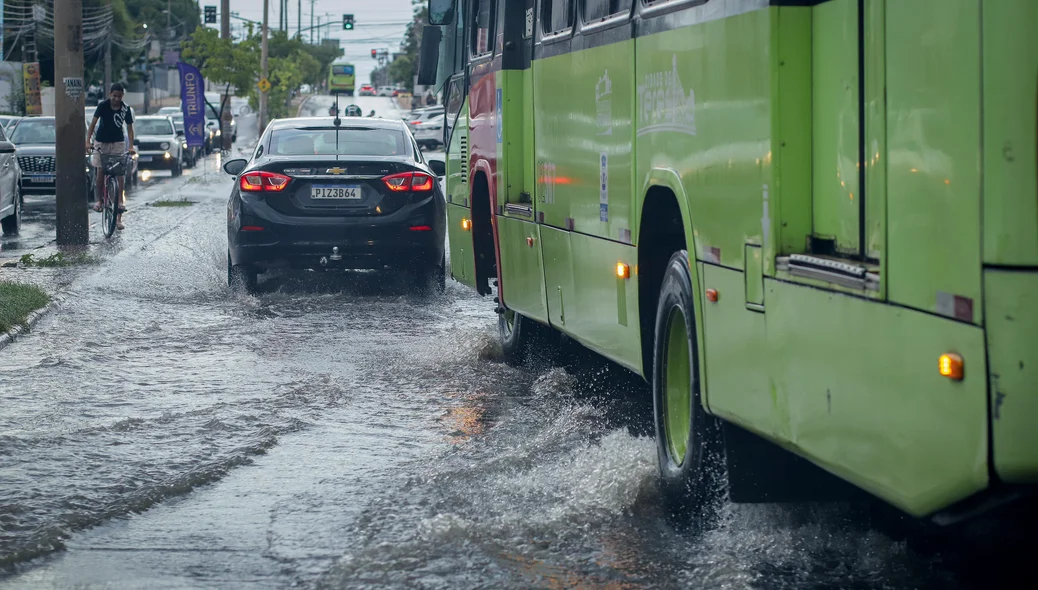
[204,6,217,24]
[258,78,271,92]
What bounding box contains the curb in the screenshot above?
[0,291,66,353]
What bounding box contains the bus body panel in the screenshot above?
[497,67,551,324]
[701,264,776,437]
[634,8,771,271]
[985,269,1038,484]
[981,0,1038,267]
[497,216,549,325]
[763,277,989,517]
[532,36,636,243]
[886,0,983,325]
[811,0,861,256]
[447,202,477,287]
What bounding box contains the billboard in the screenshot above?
[23,62,42,115]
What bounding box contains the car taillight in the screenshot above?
[240,170,291,192]
[382,171,435,193]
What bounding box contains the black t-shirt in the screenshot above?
[92,99,134,143]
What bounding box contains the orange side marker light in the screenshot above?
[616,262,630,279]
[461,218,472,231]
[938,353,964,381]
[706,288,719,303]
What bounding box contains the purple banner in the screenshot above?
[176,62,206,148]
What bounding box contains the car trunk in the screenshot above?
[256,157,418,217]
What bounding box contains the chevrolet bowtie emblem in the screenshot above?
[326,167,346,174]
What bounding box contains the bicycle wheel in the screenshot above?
[103,176,118,238]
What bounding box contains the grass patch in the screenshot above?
[19,252,98,268]
[0,281,51,333]
[150,198,196,207]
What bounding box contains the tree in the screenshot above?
[374,0,428,92]
[181,27,259,118]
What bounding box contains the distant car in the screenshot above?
[205,103,237,144]
[223,116,447,294]
[406,107,445,132]
[156,106,180,116]
[377,86,396,97]
[358,85,376,96]
[0,115,21,132]
[9,116,96,202]
[412,114,444,149]
[132,116,184,176]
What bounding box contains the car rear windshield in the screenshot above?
[10,119,55,144]
[136,119,175,136]
[269,127,410,157]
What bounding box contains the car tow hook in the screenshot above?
[494,306,505,315]
[330,247,342,262]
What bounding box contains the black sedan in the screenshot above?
[223,116,446,293]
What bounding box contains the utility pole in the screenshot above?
[54,0,88,246]
[221,0,231,39]
[259,0,269,133]
[103,37,112,99]
[298,0,301,38]
[167,0,171,29]
[310,0,314,44]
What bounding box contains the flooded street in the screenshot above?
[0,99,1028,590]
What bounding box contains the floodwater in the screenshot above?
[0,98,1028,589]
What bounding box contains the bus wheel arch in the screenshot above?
[470,169,496,297]
[637,184,693,377]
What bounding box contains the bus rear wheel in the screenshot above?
[652,251,724,519]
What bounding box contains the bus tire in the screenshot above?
[652,251,724,518]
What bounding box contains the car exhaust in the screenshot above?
[319,256,328,267]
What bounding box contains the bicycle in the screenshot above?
[90,149,130,238]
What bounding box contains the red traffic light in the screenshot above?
[371,49,377,58]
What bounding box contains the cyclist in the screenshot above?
[86,82,135,230]
[328,105,339,116]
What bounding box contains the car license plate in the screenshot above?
[29,174,55,183]
[311,185,362,199]
[137,155,152,162]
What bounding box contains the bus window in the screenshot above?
[471,0,497,55]
[542,0,575,33]
[583,0,632,22]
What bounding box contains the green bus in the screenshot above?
[328,62,356,96]
[422,0,1037,524]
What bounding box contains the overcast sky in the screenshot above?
[204,0,418,84]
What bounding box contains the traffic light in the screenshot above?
[343,14,354,30]
[204,6,216,24]
[371,49,377,59]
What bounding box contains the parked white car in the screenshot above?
[412,114,444,149]
[377,86,396,97]
[132,116,184,176]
